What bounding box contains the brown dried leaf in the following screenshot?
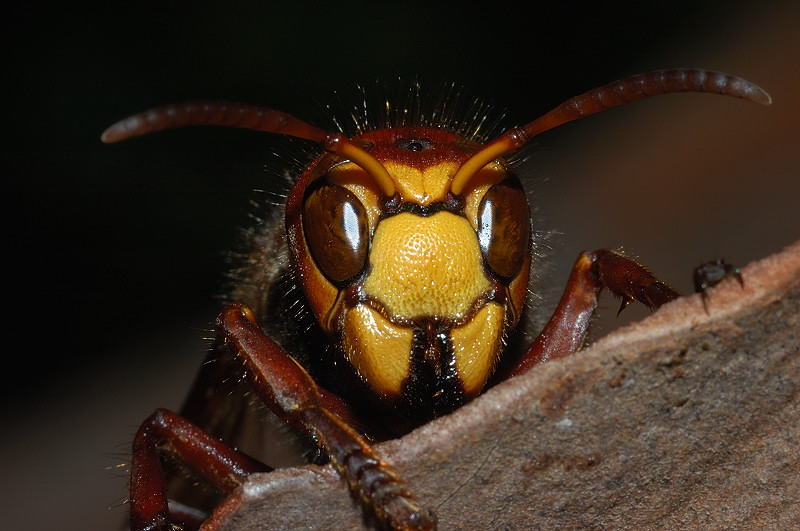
[207,240,800,530]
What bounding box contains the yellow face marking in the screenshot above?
[298,151,528,403]
[363,211,490,320]
[383,161,459,205]
[450,302,505,397]
[461,164,507,228]
[342,305,413,397]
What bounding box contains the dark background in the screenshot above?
[3,2,798,530]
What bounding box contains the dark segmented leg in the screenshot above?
[218,302,436,530]
[511,249,679,376]
[693,258,744,311]
[130,408,270,530]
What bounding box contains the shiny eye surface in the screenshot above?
[477,182,530,280]
[303,183,369,284]
[395,137,433,152]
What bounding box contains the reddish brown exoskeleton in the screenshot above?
[103,69,770,530]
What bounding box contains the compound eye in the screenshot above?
[477,182,530,280]
[303,183,369,284]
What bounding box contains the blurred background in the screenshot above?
[2,2,798,529]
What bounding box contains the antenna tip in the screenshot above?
[733,76,772,106]
[748,85,772,105]
[100,120,128,143]
[755,87,773,106]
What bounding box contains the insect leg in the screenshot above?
[693,258,744,312]
[511,249,679,375]
[130,408,270,530]
[218,302,436,531]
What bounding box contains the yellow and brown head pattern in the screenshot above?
[285,127,531,414]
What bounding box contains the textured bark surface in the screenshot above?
[207,240,800,531]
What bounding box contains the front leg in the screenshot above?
[130,408,270,530]
[217,303,436,531]
[511,249,679,375]
[130,304,435,531]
